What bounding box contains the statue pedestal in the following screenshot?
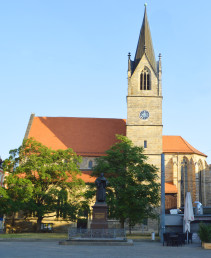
[90,202,108,229]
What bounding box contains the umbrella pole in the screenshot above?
[187,231,188,244]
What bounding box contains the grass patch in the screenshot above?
[126,233,160,240]
[0,233,68,239]
[0,232,159,240]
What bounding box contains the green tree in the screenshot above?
[92,135,160,230]
[1,138,85,232]
[0,177,33,226]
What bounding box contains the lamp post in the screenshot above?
[160,153,165,243]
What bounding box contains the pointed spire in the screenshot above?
[134,5,157,73]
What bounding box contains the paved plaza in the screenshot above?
[0,240,210,258]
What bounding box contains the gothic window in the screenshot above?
[140,67,151,90]
[198,161,203,204]
[199,170,202,203]
[181,158,188,207]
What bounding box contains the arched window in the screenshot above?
[140,67,151,90]
[88,160,93,169]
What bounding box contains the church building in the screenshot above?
[24,6,211,217]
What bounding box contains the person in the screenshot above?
[95,173,108,202]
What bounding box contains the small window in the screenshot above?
[144,140,147,148]
[88,160,93,169]
[140,67,151,90]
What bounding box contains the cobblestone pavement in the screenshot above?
[0,240,210,258]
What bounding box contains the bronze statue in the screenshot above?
[95,173,108,202]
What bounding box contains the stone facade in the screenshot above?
[127,52,162,175]
[164,154,210,207]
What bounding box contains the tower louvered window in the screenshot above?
[140,67,151,90]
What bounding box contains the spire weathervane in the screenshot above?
[159,53,162,60]
[144,3,147,7]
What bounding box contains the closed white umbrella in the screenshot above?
[184,192,194,243]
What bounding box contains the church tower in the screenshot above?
[126,6,163,173]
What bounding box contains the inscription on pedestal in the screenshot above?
[90,204,108,229]
[94,213,105,219]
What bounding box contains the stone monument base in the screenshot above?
[90,202,108,229]
[59,238,133,246]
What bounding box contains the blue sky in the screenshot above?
[1,0,211,163]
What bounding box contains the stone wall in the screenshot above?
[79,156,97,170]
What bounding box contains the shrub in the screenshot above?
[198,223,211,243]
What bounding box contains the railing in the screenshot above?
[201,207,211,215]
[167,207,211,215]
[68,228,126,239]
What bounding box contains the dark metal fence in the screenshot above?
[175,206,211,215]
[68,228,126,239]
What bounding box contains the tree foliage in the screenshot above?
[92,135,160,229]
[0,138,87,231]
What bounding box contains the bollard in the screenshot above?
[151,232,155,240]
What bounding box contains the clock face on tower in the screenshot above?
[139,110,149,120]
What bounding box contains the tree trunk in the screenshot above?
[11,212,15,226]
[129,220,133,234]
[36,216,43,232]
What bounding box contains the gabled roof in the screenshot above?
[165,183,177,194]
[163,136,207,157]
[26,116,126,156]
[134,6,157,73]
[25,116,206,158]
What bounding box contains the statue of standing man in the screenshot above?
[95,173,108,203]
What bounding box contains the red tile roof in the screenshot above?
[75,173,177,194]
[163,136,206,157]
[78,171,96,183]
[165,183,177,194]
[27,117,126,156]
[26,117,206,157]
